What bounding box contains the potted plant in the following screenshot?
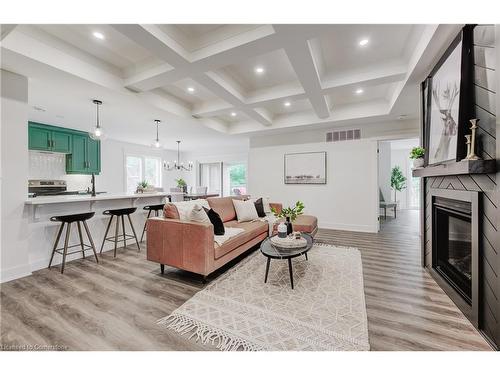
[390,166,406,203]
[175,178,188,193]
[271,201,305,235]
[410,146,425,168]
[136,180,149,194]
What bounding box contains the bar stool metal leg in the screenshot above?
[121,215,127,249]
[82,220,99,263]
[127,214,141,251]
[140,209,152,242]
[100,216,113,254]
[77,221,86,259]
[61,222,72,274]
[48,222,65,269]
[114,215,120,258]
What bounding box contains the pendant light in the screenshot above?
[89,99,105,140]
[151,119,162,148]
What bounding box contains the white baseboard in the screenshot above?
[318,222,378,233]
[0,264,32,283]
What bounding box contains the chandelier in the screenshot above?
[164,141,193,171]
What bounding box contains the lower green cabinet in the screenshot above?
[28,122,100,175]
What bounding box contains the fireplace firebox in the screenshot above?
[430,189,479,327]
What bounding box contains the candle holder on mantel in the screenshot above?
[464,119,481,161]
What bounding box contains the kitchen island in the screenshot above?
[24,192,182,274]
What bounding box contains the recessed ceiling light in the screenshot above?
[284,101,291,107]
[230,112,237,117]
[255,66,265,74]
[355,88,364,94]
[93,31,105,40]
[187,87,195,93]
[359,39,369,46]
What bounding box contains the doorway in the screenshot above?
[377,138,421,233]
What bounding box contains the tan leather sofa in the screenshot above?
[146,196,318,276]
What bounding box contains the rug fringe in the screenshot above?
[158,313,265,351]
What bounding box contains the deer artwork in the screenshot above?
[432,82,460,162]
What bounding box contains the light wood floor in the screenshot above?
[0,210,492,351]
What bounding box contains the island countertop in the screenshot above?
[25,192,181,205]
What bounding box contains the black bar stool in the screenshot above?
[100,208,140,257]
[48,212,98,274]
[140,203,165,242]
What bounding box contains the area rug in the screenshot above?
[158,243,369,351]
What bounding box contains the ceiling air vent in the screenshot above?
[326,129,361,142]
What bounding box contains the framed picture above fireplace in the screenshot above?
[424,25,475,166]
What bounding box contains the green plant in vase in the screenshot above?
[136,180,149,193]
[390,166,406,203]
[271,201,305,235]
[175,178,187,193]
[409,146,425,168]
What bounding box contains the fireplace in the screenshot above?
[430,189,479,327]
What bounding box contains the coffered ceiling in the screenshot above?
[1,23,463,141]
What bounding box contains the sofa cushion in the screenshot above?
[273,214,318,234]
[207,196,245,223]
[214,220,268,259]
[163,203,180,219]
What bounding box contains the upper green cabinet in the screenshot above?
[28,122,100,175]
[28,123,71,153]
[66,134,101,175]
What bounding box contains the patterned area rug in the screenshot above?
[158,243,369,351]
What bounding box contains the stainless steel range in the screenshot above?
[28,179,67,197]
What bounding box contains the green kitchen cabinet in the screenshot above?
[66,134,101,175]
[28,122,71,153]
[86,138,100,174]
[51,131,72,153]
[28,122,100,175]
[28,125,52,151]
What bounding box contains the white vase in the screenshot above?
[413,158,424,168]
[277,222,287,238]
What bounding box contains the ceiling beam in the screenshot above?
[0,24,17,41]
[113,24,272,126]
[114,25,279,92]
[273,25,330,119]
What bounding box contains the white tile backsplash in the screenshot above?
[29,151,90,191]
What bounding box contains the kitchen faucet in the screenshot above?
[90,173,96,197]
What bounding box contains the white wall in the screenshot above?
[1,70,30,282]
[248,139,379,233]
[378,142,392,203]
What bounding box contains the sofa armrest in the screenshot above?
[146,217,215,275]
[269,202,282,214]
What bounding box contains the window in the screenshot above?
[125,155,162,193]
[227,163,247,196]
[199,162,222,195]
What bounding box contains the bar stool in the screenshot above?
[48,212,98,274]
[140,203,165,242]
[100,208,140,257]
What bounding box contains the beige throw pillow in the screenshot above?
[233,199,259,223]
[188,204,210,223]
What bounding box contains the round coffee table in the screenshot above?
[260,233,313,289]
